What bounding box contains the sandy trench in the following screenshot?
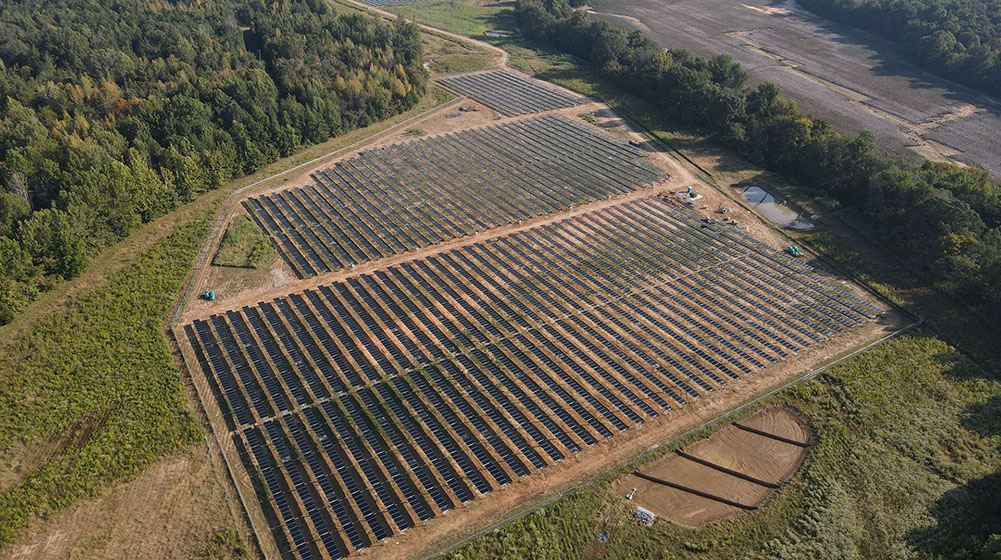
[612,407,810,527]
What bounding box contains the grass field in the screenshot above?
[386,0,515,39]
[0,206,214,548]
[213,216,275,269]
[422,32,496,74]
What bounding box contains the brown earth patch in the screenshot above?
[2,444,245,560]
[612,407,809,527]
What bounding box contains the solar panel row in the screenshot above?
[242,114,667,277]
[438,69,586,116]
[188,198,880,559]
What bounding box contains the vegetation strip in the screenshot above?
[0,211,214,548]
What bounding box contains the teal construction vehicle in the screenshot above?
[202,289,215,301]
[786,245,804,257]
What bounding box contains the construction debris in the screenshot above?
[633,506,656,526]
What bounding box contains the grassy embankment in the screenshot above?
[0,205,215,548]
[364,1,1001,557]
[388,0,511,38]
[423,32,497,74]
[0,77,458,552]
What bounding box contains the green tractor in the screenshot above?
[786,245,804,257]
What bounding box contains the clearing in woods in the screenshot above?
[176,64,900,560]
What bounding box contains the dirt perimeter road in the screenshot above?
[166,4,918,559]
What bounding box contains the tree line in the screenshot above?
[798,0,1001,98]
[517,0,1001,314]
[0,0,426,323]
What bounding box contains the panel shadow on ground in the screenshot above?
[438,69,587,116]
[242,114,666,278]
[187,197,881,559]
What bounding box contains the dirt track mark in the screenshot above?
[741,4,793,16]
[584,9,650,33]
[726,29,970,165]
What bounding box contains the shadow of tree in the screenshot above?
[905,471,1001,559]
[901,352,1001,558]
[766,0,1001,120]
[960,394,1001,447]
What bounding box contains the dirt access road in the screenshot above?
[588,0,1001,178]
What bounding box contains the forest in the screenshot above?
[797,0,1001,98]
[0,0,425,324]
[516,0,1001,317]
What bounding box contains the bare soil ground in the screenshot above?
[612,407,809,527]
[618,476,746,525]
[588,0,1001,178]
[738,407,811,444]
[2,445,243,560]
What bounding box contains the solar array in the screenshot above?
[186,198,880,559]
[243,114,666,278]
[438,70,587,116]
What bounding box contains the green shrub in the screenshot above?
[212,215,276,269]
